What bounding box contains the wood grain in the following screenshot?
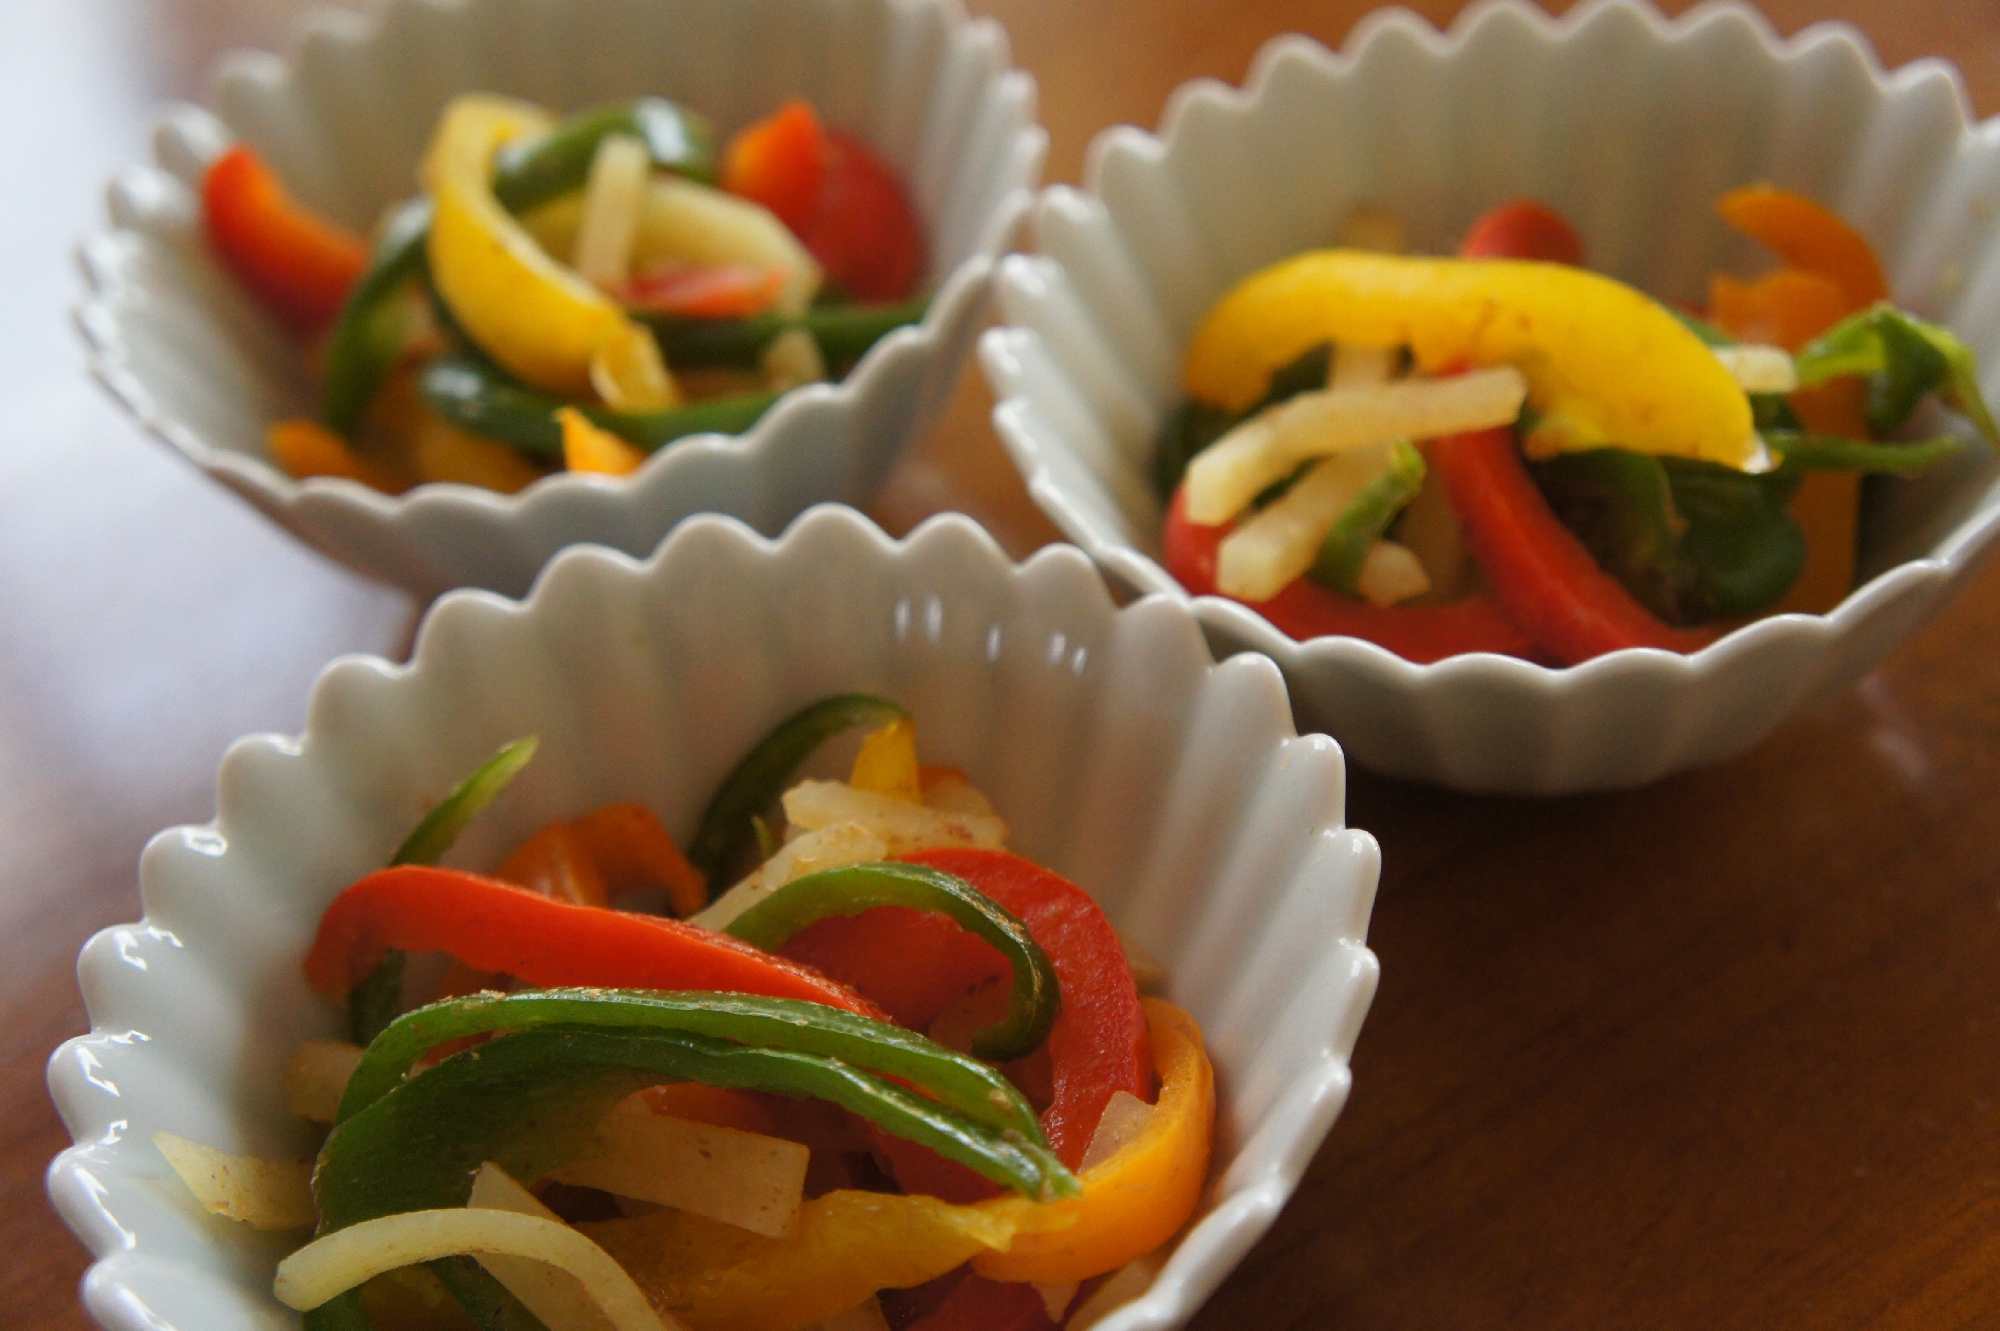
[4,2,1997,1327]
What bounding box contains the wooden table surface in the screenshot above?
[5,1,1998,1326]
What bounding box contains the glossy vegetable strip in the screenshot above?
[318,1027,1077,1229]
[1309,439,1426,594]
[418,350,777,457]
[318,98,714,437]
[1794,305,2000,445]
[346,737,541,1045]
[1763,431,1967,475]
[305,865,889,1021]
[1458,199,1584,265]
[1433,427,1713,664]
[336,989,1045,1146]
[806,130,927,302]
[1162,488,1541,662]
[721,99,827,235]
[1717,184,1887,310]
[726,863,1060,1062]
[635,295,928,370]
[686,694,909,887]
[202,145,367,330]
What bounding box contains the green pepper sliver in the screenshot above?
[317,1026,1078,1229]
[725,863,1060,1062]
[1309,439,1426,594]
[686,694,909,888]
[635,295,929,372]
[418,351,778,456]
[337,988,1046,1146]
[1764,430,1968,476]
[347,736,540,1046]
[317,96,716,438]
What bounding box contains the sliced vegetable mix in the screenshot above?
[1156,188,1997,664]
[155,702,1210,1331]
[201,93,928,494]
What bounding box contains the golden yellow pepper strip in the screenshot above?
[577,1000,1213,1329]
[971,998,1213,1284]
[426,95,641,395]
[1183,250,1758,469]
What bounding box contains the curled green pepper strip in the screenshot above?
[725,863,1061,1062]
[1309,439,1426,594]
[686,694,909,887]
[317,1027,1078,1232]
[418,351,777,457]
[348,736,540,1046]
[318,96,717,438]
[635,295,929,372]
[337,988,1045,1145]
[1764,430,1968,476]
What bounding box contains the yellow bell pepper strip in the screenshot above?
[849,717,922,802]
[559,405,648,475]
[426,95,644,395]
[969,999,1212,1284]
[577,1000,1209,1329]
[1182,250,1758,469]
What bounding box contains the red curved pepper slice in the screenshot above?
[201,145,367,331]
[779,849,1150,1196]
[1162,487,1544,663]
[721,98,827,236]
[1459,198,1585,265]
[303,864,886,1019]
[807,130,926,302]
[1431,427,1714,664]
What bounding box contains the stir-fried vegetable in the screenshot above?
[1158,189,1997,664]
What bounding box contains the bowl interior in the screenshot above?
[49,509,1379,1331]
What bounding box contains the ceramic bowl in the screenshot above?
[46,505,1381,1331]
[980,0,2000,793]
[77,0,1046,600]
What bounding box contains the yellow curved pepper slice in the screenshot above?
[971,998,1213,1284]
[577,999,1213,1329]
[1183,250,1758,469]
[426,95,641,396]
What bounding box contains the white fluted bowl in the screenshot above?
[980,0,2000,793]
[45,505,1380,1331]
[78,0,1046,600]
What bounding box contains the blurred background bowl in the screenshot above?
[981,0,2000,793]
[46,505,1380,1331]
[78,0,1047,599]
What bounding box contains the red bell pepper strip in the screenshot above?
[201,145,367,331]
[1459,199,1585,266]
[907,1271,1059,1331]
[807,129,926,302]
[779,848,1151,1197]
[303,865,886,1020]
[721,98,828,236]
[621,263,788,319]
[1162,487,1544,663]
[1431,427,1714,664]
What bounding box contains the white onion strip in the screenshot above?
[272,1206,676,1331]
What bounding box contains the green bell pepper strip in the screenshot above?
[686,694,909,888]
[336,988,1046,1145]
[318,96,716,438]
[1308,439,1426,594]
[418,350,777,457]
[1794,304,2000,444]
[320,199,433,437]
[1763,431,1968,476]
[634,295,929,372]
[724,863,1061,1062]
[348,736,540,1046]
[317,1026,1078,1226]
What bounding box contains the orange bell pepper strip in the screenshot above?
[302,865,886,1019]
[1162,487,1544,662]
[570,802,709,916]
[1716,184,1887,310]
[1432,427,1715,664]
[494,819,611,907]
[264,418,404,492]
[202,145,367,331]
[722,99,827,236]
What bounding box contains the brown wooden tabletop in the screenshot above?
[4,1,1998,1326]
